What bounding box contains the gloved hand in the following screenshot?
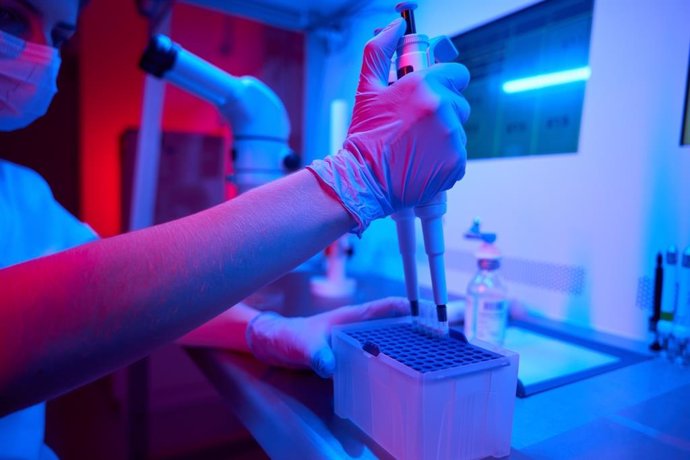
[307,18,470,235]
[245,297,409,377]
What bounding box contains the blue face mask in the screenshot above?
[0,30,62,131]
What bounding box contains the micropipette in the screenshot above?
[393,1,453,336]
[389,0,425,329]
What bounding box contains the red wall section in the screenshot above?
[78,0,148,236]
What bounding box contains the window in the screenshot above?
[453,0,594,159]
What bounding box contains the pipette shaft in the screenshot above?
[392,209,420,323]
[415,193,448,335]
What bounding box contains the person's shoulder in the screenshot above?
[0,160,53,197]
[0,159,62,225]
[0,160,98,253]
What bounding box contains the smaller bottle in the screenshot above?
[670,324,690,366]
[656,319,674,360]
[676,247,690,324]
[464,220,509,345]
[670,247,690,366]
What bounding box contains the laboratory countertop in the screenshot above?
[186,272,690,459]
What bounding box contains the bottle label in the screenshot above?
[476,299,508,345]
[464,296,476,340]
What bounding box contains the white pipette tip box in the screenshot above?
[332,317,519,460]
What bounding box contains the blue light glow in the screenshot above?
[502,66,591,94]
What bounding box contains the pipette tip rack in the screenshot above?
[333,317,519,460]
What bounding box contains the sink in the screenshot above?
[504,320,650,397]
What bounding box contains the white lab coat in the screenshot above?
[0,160,97,459]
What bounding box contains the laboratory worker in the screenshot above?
[0,0,470,458]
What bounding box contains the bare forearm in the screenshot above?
[0,170,352,415]
[176,302,259,352]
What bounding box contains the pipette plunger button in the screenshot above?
[395,1,418,35]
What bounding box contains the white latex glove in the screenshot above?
[245,297,409,378]
[307,18,470,235]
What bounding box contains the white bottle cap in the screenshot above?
[657,319,673,334]
[475,242,501,261]
[672,324,690,339]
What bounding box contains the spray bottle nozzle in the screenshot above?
[464,218,497,244]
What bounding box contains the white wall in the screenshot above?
[305,0,690,340]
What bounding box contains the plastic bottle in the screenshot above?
[465,241,509,345]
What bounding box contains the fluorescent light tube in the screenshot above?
[502,66,591,93]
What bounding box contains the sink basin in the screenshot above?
[504,320,650,397]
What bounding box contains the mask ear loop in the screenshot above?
[0,28,62,130]
[0,29,58,63]
[0,30,27,59]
